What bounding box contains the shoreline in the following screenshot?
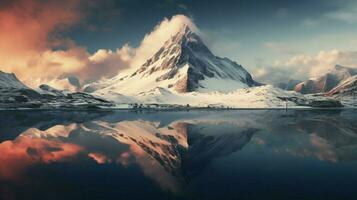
[1,106,357,112]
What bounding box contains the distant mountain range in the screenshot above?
[0,71,112,109]
[293,65,357,96]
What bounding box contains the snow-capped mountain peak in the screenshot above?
[89,24,258,96]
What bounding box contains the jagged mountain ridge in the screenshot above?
[86,25,259,95]
[295,65,357,94]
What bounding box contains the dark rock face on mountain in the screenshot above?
[0,71,113,109]
[327,75,357,96]
[295,65,357,94]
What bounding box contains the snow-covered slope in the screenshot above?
[295,65,357,94]
[86,25,259,96]
[0,71,29,89]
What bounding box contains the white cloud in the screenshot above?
[253,50,357,84]
[20,45,132,90]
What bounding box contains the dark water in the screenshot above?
[0,109,357,200]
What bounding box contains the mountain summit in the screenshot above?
[87,25,258,95]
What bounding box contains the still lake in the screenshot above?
[0,109,357,200]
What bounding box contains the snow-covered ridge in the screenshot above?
[0,71,29,89]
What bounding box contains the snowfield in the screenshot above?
[93,85,342,109]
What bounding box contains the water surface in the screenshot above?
[0,110,357,200]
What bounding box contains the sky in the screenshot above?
[1,0,357,89]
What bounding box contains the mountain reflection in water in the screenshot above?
[0,110,357,200]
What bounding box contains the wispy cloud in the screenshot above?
[302,1,357,26]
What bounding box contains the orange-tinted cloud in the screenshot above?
[0,0,80,53]
[0,0,130,90]
[27,46,131,90]
[0,0,80,86]
[0,0,81,69]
